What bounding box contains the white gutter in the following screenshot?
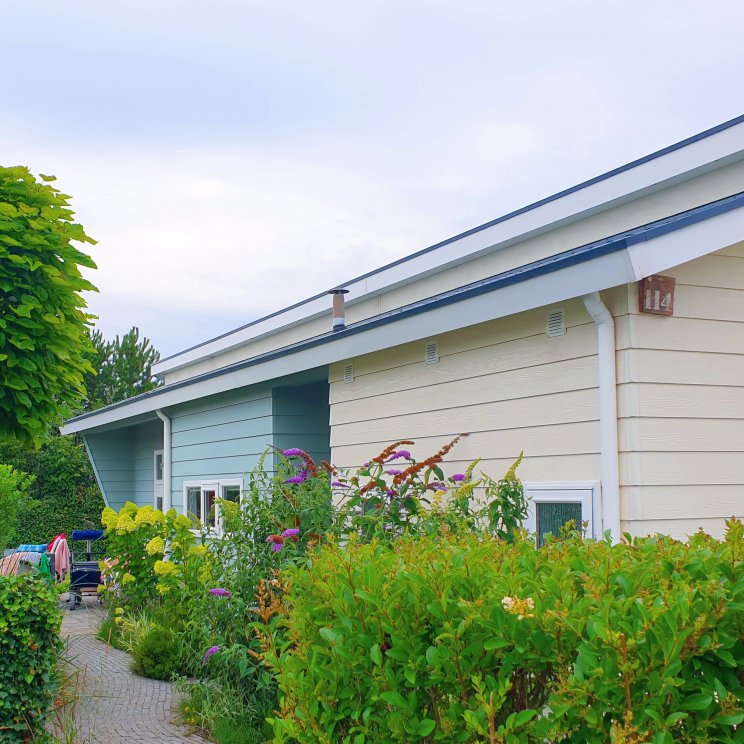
[582,292,621,542]
[155,409,172,512]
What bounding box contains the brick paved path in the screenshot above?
[52,594,209,744]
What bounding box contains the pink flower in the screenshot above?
[451,473,465,482]
[281,528,300,539]
[282,448,304,457]
[388,450,411,461]
[386,469,402,476]
[209,588,231,597]
[202,645,219,665]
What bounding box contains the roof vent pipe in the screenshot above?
[328,288,349,332]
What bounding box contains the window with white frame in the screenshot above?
[183,479,243,533]
[523,483,598,547]
[153,450,164,512]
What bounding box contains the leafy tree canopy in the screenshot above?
[83,327,161,410]
[0,166,97,445]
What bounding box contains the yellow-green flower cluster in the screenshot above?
[115,514,137,534]
[146,536,165,556]
[135,505,166,526]
[188,544,208,557]
[174,514,193,530]
[101,507,118,530]
[122,573,135,584]
[153,560,178,577]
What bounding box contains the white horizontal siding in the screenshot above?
[330,298,601,484]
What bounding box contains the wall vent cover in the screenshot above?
[425,341,439,365]
[546,309,566,337]
[343,364,354,383]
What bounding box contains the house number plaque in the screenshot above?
[639,275,675,316]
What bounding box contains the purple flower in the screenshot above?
[209,588,231,597]
[388,450,411,461]
[202,645,219,665]
[331,481,349,488]
[284,475,306,484]
[271,542,282,552]
[281,528,300,538]
[386,469,402,476]
[451,473,466,482]
[385,489,396,497]
[282,448,305,457]
[429,482,448,491]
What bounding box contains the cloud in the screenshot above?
[2,0,743,357]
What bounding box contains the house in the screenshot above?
[63,115,744,541]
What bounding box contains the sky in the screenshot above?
[3,1,744,357]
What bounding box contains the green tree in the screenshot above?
[0,166,97,445]
[83,327,160,410]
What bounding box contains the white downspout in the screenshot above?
[155,409,172,512]
[582,292,621,542]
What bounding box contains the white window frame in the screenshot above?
[522,481,601,542]
[153,450,164,511]
[181,478,243,535]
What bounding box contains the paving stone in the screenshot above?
[50,595,209,743]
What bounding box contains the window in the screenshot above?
[154,450,164,512]
[182,479,243,533]
[523,483,597,547]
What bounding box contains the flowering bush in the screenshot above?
[330,436,529,543]
[263,520,744,743]
[101,502,200,608]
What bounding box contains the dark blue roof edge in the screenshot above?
[68,190,744,428]
[156,113,744,366]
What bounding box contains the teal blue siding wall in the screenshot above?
[273,383,331,465]
[169,387,274,509]
[133,420,163,507]
[84,430,134,510]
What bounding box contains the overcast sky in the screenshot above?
[3,1,743,357]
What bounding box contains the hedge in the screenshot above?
[265,520,744,743]
[0,574,62,741]
[0,434,104,546]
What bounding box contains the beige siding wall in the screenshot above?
[618,242,744,539]
[164,159,744,385]
[329,298,602,486]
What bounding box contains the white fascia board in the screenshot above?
[153,120,744,377]
[626,200,744,280]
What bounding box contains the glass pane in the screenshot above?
[155,454,163,482]
[155,496,163,512]
[187,487,201,520]
[222,485,241,503]
[204,489,217,528]
[535,501,582,547]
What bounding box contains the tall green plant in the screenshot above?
[0,166,97,444]
[0,464,33,550]
[0,574,62,741]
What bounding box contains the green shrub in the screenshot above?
[0,463,34,550]
[132,626,181,681]
[264,521,744,743]
[0,574,62,741]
